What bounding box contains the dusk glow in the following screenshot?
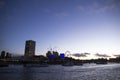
[0,0,120,59]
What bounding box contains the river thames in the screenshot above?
[0,63,120,80]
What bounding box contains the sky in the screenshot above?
[0,0,120,59]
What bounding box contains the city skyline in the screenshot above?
[1,0,120,59]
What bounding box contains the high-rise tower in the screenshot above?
[24,40,36,57]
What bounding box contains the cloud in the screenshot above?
[55,12,69,17]
[84,52,90,55]
[72,52,90,57]
[76,1,120,14]
[95,53,111,57]
[77,5,85,12]
[113,54,120,57]
[43,8,69,17]
[43,8,52,13]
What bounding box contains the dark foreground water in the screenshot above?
[0,63,120,80]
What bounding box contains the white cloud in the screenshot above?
[55,12,69,17]
[42,8,69,17]
[43,8,52,13]
[77,5,85,12]
[76,1,120,15]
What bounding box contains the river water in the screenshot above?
[0,63,120,80]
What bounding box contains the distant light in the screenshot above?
[60,53,65,58]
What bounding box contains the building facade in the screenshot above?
[24,40,36,57]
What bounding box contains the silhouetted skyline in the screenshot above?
[0,0,120,59]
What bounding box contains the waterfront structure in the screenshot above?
[0,51,12,59]
[24,40,36,58]
[60,53,65,58]
[53,51,59,58]
[6,52,12,58]
[0,51,6,59]
[46,51,52,58]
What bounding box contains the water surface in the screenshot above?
[0,63,120,80]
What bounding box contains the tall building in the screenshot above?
[24,40,36,57]
[0,51,6,59]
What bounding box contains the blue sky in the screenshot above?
[0,0,120,59]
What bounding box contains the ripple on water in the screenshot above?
[0,64,120,80]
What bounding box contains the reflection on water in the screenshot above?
[0,64,120,80]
